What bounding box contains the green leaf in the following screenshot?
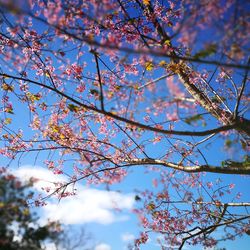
[184,114,203,125]
[68,104,79,112]
[211,96,226,104]
[240,139,247,150]
[225,140,232,148]
[194,44,217,59]
[90,89,99,96]
[221,156,250,168]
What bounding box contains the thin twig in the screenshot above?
[234,57,250,119]
[93,51,105,111]
[1,73,242,137]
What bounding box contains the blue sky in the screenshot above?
[1,95,250,249]
[9,164,250,250]
[0,1,250,250]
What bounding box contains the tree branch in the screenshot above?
[179,214,250,250]
[123,158,250,175]
[1,73,241,137]
[234,57,250,119]
[93,51,105,111]
[133,1,250,137]
[2,4,249,70]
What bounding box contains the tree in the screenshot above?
[0,168,60,250]
[0,0,249,249]
[0,168,95,250]
[54,226,94,250]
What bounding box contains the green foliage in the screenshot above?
[221,156,250,168]
[68,103,80,112]
[0,169,59,250]
[194,44,217,59]
[211,96,226,104]
[225,139,232,148]
[184,114,206,126]
[89,89,99,96]
[240,139,247,150]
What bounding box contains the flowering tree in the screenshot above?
[0,0,249,249]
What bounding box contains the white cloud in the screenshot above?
[13,166,66,190]
[12,166,134,225]
[41,188,133,225]
[95,243,111,250]
[42,242,57,250]
[121,232,135,242]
